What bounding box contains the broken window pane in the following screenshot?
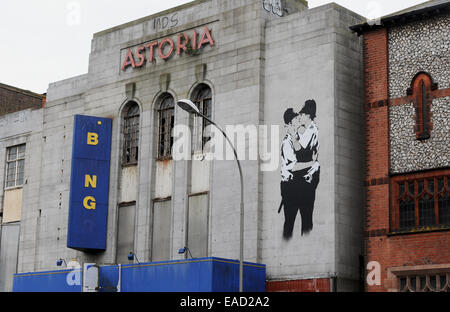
[122,102,140,165]
[158,94,175,159]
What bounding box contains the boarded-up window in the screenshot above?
[152,200,171,261]
[0,223,20,292]
[118,166,138,204]
[2,188,23,223]
[187,194,209,258]
[3,145,25,224]
[5,144,25,188]
[116,203,136,264]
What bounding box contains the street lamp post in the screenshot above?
[177,99,245,292]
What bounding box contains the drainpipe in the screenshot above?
[330,275,337,292]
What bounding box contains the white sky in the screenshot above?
[0,0,429,94]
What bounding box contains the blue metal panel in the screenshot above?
[70,159,111,205]
[120,259,215,292]
[13,258,266,292]
[71,115,112,161]
[13,270,82,292]
[211,258,266,292]
[99,265,120,292]
[101,258,266,292]
[67,115,112,251]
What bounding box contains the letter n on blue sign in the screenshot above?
[67,115,112,251]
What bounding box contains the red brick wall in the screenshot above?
[0,84,45,117]
[363,28,450,292]
[266,278,331,292]
[363,28,391,292]
[367,232,450,291]
[363,28,389,105]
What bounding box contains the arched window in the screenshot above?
[191,84,212,152]
[408,72,437,140]
[122,102,140,165]
[157,93,175,158]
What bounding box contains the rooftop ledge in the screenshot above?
[93,0,211,38]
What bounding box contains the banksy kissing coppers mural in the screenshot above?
[279,100,320,240]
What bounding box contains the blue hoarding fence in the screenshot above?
[13,269,83,293]
[67,115,112,251]
[13,258,266,292]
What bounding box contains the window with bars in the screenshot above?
[5,145,26,189]
[122,102,140,166]
[391,170,450,231]
[399,273,450,292]
[157,94,175,159]
[191,84,212,153]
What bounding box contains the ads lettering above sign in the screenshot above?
[67,115,112,251]
[121,26,215,72]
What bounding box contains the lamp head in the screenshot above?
[56,259,64,267]
[178,247,186,255]
[128,252,135,261]
[177,99,200,115]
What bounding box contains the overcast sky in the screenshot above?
[0,0,428,94]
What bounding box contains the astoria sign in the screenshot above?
[121,26,215,71]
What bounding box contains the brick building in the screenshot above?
[351,0,450,292]
[0,83,45,117]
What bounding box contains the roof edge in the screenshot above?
[350,1,450,35]
[0,82,46,99]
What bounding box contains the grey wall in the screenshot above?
[332,5,365,291]
[263,5,338,281]
[262,4,364,288]
[1,0,365,291]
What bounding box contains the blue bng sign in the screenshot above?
[67,115,112,251]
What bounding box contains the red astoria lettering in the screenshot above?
[120,27,215,71]
[135,46,146,67]
[121,49,136,71]
[177,33,190,55]
[192,31,198,51]
[159,38,175,60]
[198,26,214,49]
[145,41,159,63]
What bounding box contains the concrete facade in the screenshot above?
[0,108,43,291]
[0,0,365,292]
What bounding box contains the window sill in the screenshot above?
[153,196,172,202]
[121,163,138,168]
[156,156,173,162]
[388,225,450,236]
[4,186,24,192]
